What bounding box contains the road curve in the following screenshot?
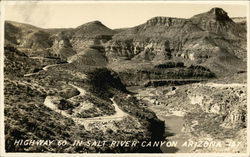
[43,84,128,129]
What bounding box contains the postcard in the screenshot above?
[0,1,249,156]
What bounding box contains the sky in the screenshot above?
[4,1,248,29]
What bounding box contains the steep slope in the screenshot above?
[191,8,246,37]
[136,81,247,153]
[106,8,247,77]
[5,21,46,47]
[6,7,246,78]
[70,21,116,51]
[73,21,115,39]
[63,21,115,67]
[190,8,247,62]
[50,31,76,59]
[4,51,166,153]
[106,17,205,61]
[68,48,107,67]
[5,21,59,58]
[21,30,52,49]
[4,20,165,153]
[5,20,116,59]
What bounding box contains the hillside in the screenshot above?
[106,8,246,77]
[5,8,246,78]
[4,7,247,153]
[4,20,165,153]
[191,8,246,37]
[74,21,115,38]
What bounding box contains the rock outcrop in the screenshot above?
[50,31,76,59]
[187,83,247,128]
[116,64,215,87]
[4,8,247,78]
[191,8,246,36]
[105,8,246,77]
[106,39,171,61]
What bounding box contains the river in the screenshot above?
[129,86,192,153]
[159,115,192,153]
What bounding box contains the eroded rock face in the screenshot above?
[105,7,246,70]
[51,32,72,51]
[105,40,171,61]
[21,31,53,50]
[191,8,246,37]
[145,17,188,27]
[4,7,247,79]
[116,65,214,87]
[105,38,225,63]
[5,7,246,66]
[50,32,76,59]
[105,17,203,62]
[187,83,247,128]
[208,7,231,21]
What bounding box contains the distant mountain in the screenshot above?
[5,21,45,46]
[191,8,246,37]
[4,7,247,77]
[113,27,130,33]
[70,21,116,51]
[106,7,247,76]
[232,17,247,29]
[5,20,116,59]
[74,21,115,38]
[232,17,246,24]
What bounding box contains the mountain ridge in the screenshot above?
[4,7,247,77]
[105,7,246,77]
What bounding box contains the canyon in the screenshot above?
[4,7,247,153]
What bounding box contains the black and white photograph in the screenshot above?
[0,1,249,156]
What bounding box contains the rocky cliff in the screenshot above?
[191,8,246,37]
[105,8,246,77]
[5,8,246,78]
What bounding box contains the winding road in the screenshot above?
[24,62,68,77]
[205,83,246,88]
[43,83,128,129]
[22,57,127,127]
